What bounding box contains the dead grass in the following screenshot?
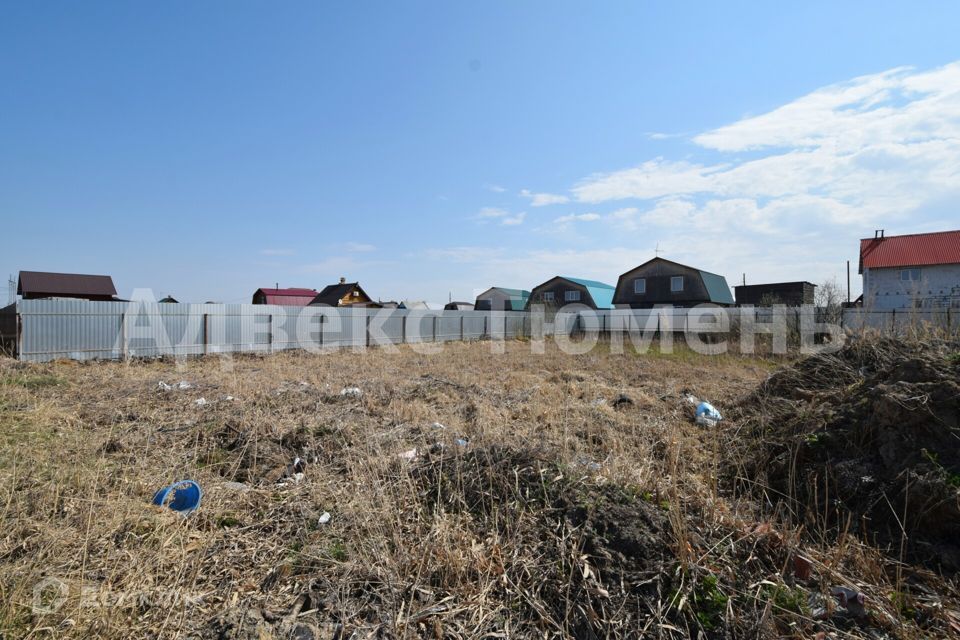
[0,340,956,638]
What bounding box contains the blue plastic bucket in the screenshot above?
[152,480,202,513]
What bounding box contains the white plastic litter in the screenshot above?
[195,398,207,407]
[398,448,417,461]
[340,387,362,398]
[176,381,192,390]
[158,381,173,391]
[432,422,446,430]
[318,512,332,525]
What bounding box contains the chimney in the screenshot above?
[874,229,885,239]
[339,276,346,284]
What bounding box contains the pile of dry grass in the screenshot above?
[1,340,958,638]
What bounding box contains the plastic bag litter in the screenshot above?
[695,401,722,426]
[340,387,362,398]
[318,512,332,525]
[398,448,417,461]
[195,397,207,407]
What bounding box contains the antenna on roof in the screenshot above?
[275,282,279,290]
[7,274,14,305]
[654,242,663,257]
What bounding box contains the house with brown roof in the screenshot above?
[17,270,120,301]
[310,278,378,307]
[859,229,960,310]
[252,287,318,306]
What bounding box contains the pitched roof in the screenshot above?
[479,287,531,308]
[256,287,318,297]
[561,276,616,309]
[699,271,735,305]
[859,230,960,273]
[18,270,117,297]
[311,282,372,306]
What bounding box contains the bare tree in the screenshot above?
[815,278,844,325]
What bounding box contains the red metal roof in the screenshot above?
[859,230,960,273]
[253,287,318,306]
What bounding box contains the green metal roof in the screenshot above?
[698,271,735,304]
[489,287,530,310]
[562,276,616,309]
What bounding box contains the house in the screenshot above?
[859,229,960,310]
[252,287,318,306]
[526,277,615,310]
[158,295,179,304]
[17,270,120,301]
[734,282,816,306]
[444,301,475,311]
[310,278,377,307]
[613,258,734,308]
[474,287,530,311]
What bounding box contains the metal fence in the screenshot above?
[2,300,532,362]
[3,301,954,363]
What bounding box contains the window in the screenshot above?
[565,290,581,302]
[542,291,555,302]
[900,269,921,281]
[352,291,360,297]
[670,276,684,292]
[633,278,646,294]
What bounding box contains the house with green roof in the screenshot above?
[525,276,616,310]
[613,257,734,308]
[474,287,530,311]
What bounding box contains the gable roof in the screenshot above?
[560,276,616,309]
[311,282,372,306]
[18,270,117,298]
[255,287,318,298]
[859,230,960,273]
[479,287,531,307]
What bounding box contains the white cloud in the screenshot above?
[501,212,526,226]
[520,189,570,206]
[553,212,601,224]
[344,242,376,252]
[477,206,510,219]
[259,248,296,256]
[571,61,960,235]
[484,183,507,193]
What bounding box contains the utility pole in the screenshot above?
[846,261,851,304]
[7,275,14,305]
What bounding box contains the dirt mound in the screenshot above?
[408,445,673,638]
[734,338,960,571]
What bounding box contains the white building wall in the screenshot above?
[863,264,960,310]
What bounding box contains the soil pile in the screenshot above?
[734,338,960,571]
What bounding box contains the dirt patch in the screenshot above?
[733,338,960,571]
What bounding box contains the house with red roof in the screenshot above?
[859,230,960,310]
[252,287,318,306]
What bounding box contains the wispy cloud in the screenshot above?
[475,207,526,226]
[344,241,376,252]
[484,183,507,193]
[520,189,570,206]
[259,248,296,256]
[553,212,601,224]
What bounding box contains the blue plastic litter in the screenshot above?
[695,402,722,422]
[152,480,202,513]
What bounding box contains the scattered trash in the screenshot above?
[576,456,602,472]
[152,480,202,513]
[317,511,332,525]
[695,401,722,426]
[224,395,235,401]
[158,380,193,392]
[398,448,418,461]
[340,387,362,398]
[455,437,469,447]
[830,586,867,618]
[157,381,172,391]
[612,394,633,409]
[195,397,207,407]
[292,457,306,474]
[431,422,446,430]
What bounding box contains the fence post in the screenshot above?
[120,312,128,360]
[483,314,488,339]
[460,314,464,341]
[891,308,896,333]
[401,313,406,344]
[268,314,273,352]
[203,313,209,355]
[433,315,439,342]
[365,313,371,348]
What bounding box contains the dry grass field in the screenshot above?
[1,338,958,639]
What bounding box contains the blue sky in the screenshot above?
[2,2,958,304]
